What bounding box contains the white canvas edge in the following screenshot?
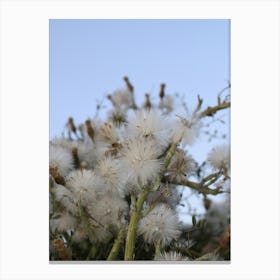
[0,0,279,279]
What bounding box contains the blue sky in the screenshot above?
[50,19,230,140]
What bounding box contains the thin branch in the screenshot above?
[107,227,126,260]
[163,172,224,195]
[198,101,230,119]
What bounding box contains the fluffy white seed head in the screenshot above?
[53,183,79,216]
[49,145,73,177]
[159,95,174,114]
[167,150,197,181]
[96,156,128,196]
[207,144,230,170]
[120,139,162,186]
[97,122,121,145]
[147,185,182,209]
[155,251,189,261]
[50,212,77,233]
[88,193,129,242]
[126,109,170,147]
[65,170,103,207]
[110,88,133,109]
[138,203,181,245]
[171,116,201,146]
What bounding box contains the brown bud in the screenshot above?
[68,117,76,133]
[49,166,65,185]
[72,147,80,168]
[85,119,94,141]
[123,76,134,93]
[144,93,152,109]
[159,83,166,99]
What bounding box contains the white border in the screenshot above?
[0,0,279,279]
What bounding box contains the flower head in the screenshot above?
[171,115,201,146]
[109,88,133,109]
[88,193,128,242]
[155,251,189,261]
[159,95,174,114]
[138,203,181,245]
[65,170,102,207]
[120,139,162,186]
[49,144,73,177]
[96,156,128,196]
[126,109,170,147]
[207,144,230,170]
[50,212,77,233]
[166,149,197,181]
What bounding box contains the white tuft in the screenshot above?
[87,193,129,242]
[138,203,181,245]
[49,145,73,177]
[155,251,189,261]
[120,139,162,186]
[159,95,174,114]
[53,183,79,216]
[207,144,230,170]
[171,116,201,146]
[65,170,103,207]
[167,149,197,181]
[126,109,170,147]
[50,213,77,233]
[96,156,128,196]
[110,88,133,109]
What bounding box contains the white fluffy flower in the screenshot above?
[127,109,170,147]
[147,185,182,209]
[159,95,174,113]
[53,183,79,215]
[171,116,201,146]
[96,156,127,196]
[97,122,121,145]
[88,193,128,242]
[207,144,230,170]
[138,203,181,245]
[166,149,197,181]
[120,139,162,186]
[110,88,133,109]
[155,251,189,261]
[65,170,103,207]
[50,213,77,233]
[49,145,73,177]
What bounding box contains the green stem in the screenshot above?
[107,227,126,260]
[124,142,178,261]
[124,188,149,260]
[86,246,97,260]
[154,242,161,260]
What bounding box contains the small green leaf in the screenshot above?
[192,215,197,226]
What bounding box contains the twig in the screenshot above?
[198,101,230,119]
[107,227,126,260]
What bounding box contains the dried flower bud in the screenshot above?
[68,117,76,133]
[85,119,94,141]
[144,93,152,109]
[71,147,80,168]
[123,76,134,93]
[159,83,166,99]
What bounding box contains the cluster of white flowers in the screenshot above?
[49,78,230,261]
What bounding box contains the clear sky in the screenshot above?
[50,19,230,139]
[49,19,230,222]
